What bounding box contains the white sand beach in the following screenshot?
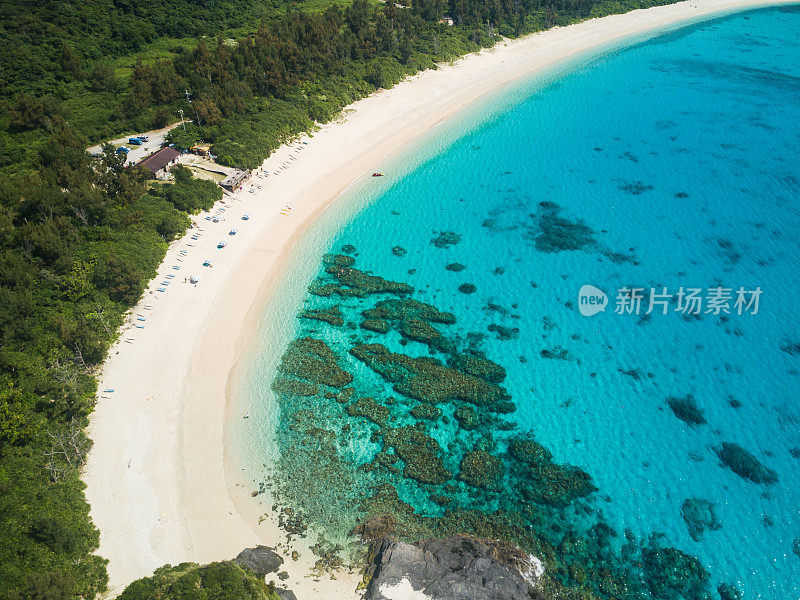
[82,0,794,596]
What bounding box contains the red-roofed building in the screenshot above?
[136,146,181,179]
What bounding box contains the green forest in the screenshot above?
[0,0,680,598]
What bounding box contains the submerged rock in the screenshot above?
[642,544,710,600]
[363,535,544,600]
[364,298,456,324]
[310,260,413,298]
[277,337,353,389]
[488,324,519,340]
[534,202,596,253]
[410,403,442,420]
[347,397,390,426]
[399,317,455,353]
[459,283,477,294]
[431,231,462,248]
[458,449,504,490]
[233,545,284,576]
[715,442,778,484]
[509,438,596,507]
[681,498,722,541]
[667,394,707,426]
[445,262,466,272]
[350,343,509,408]
[454,405,478,430]
[447,353,506,383]
[384,426,450,485]
[300,305,344,327]
[718,582,743,600]
[361,318,391,334]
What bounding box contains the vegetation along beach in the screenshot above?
[0,0,798,599]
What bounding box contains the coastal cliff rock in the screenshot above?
[233,545,284,576]
[363,535,544,600]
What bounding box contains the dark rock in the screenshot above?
[642,544,709,600]
[681,498,722,541]
[300,305,344,327]
[271,377,318,397]
[667,394,707,426]
[458,449,504,490]
[459,283,477,294]
[509,437,596,507]
[410,403,442,420]
[488,324,519,340]
[364,298,456,324]
[534,203,595,253]
[233,545,284,576]
[540,346,575,361]
[399,318,455,353]
[351,513,398,542]
[322,253,356,267]
[431,231,462,248]
[341,244,356,254]
[361,318,391,334]
[347,397,390,426]
[715,442,778,484]
[445,262,466,272]
[454,405,478,430]
[392,246,407,256]
[384,426,451,485]
[781,342,800,356]
[447,354,506,383]
[310,261,413,298]
[350,343,509,407]
[363,535,544,600]
[276,337,353,389]
[717,582,742,600]
[275,589,298,600]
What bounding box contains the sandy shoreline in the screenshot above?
[82,0,795,596]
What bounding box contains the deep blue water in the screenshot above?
[241,6,800,599]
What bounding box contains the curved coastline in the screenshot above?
[82,0,797,596]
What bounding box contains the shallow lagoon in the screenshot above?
[240,6,800,599]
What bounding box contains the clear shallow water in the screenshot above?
[239,6,800,599]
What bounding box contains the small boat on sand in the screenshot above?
[372,172,384,177]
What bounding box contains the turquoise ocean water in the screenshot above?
[236,6,800,599]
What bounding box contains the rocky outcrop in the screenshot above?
[233,545,284,576]
[363,535,544,600]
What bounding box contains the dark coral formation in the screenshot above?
[445,262,466,272]
[458,283,477,294]
[361,318,391,333]
[346,397,390,426]
[642,544,709,600]
[350,343,509,408]
[454,405,478,430]
[384,426,450,485]
[534,201,596,253]
[410,403,442,420]
[267,254,719,600]
[459,449,504,490]
[715,442,778,484]
[681,498,721,541]
[667,394,707,426]
[300,305,344,327]
[509,438,597,507]
[431,231,462,248]
[276,337,353,388]
[447,353,506,383]
[488,323,519,340]
[310,257,413,297]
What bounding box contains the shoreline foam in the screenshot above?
[82,0,796,596]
